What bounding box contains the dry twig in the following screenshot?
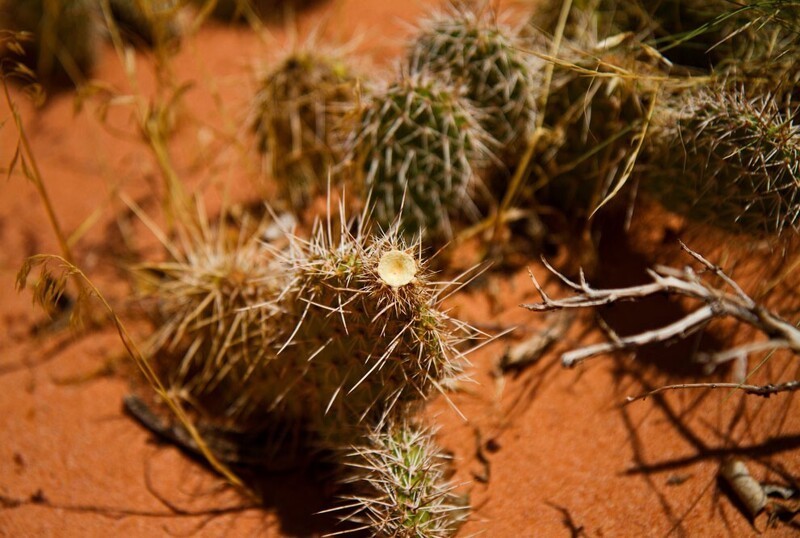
[523,243,800,386]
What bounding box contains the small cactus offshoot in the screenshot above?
[341,420,466,538]
[409,3,539,154]
[253,48,357,208]
[351,73,491,239]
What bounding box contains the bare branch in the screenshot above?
[524,245,800,370]
[561,306,715,367]
[626,381,800,403]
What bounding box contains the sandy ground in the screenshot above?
[1,1,799,536]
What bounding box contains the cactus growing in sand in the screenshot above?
[142,204,476,448]
[342,421,466,538]
[409,3,539,156]
[351,73,491,239]
[253,49,357,208]
[646,86,800,237]
[138,216,287,431]
[0,0,100,84]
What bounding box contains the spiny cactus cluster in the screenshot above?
[345,3,548,241]
[140,204,475,533]
[351,73,490,239]
[342,421,466,538]
[139,216,285,429]
[409,4,539,154]
[647,87,800,236]
[525,0,800,242]
[253,48,357,209]
[144,206,472,440]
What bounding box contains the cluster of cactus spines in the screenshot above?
[646,86,800,236]
[408,3,539,155]
[257,207,474,448]
[352,72,491,239]
[253,48,357,208]
[0,0,101,84]
[139,216,287,428]
[341,420,466,538]
[143,202,475,450]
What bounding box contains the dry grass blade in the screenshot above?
[16,254,246,490]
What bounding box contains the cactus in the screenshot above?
[142,204,476,454]
[253,49,358,208]
[409,3,539,156]
[0,0,100,84]
[139,216,287,430]
[341,421,466,538]
[351,73,491,240]
[533,0,800,92]
[258,210,474,448]
[645,86,800,237]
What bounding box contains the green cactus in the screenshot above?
[341,421,467,538]
[409,4,539,156]
[646,86,800,237]
[352,73,491,240]
[0,0,100,84]
[253,49,358,208]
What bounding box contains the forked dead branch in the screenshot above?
[524,242,800,396]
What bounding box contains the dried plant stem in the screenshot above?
[17,254,245,490]
[524,242,800,369]
[626,380,800,403]
[2,78,74,265]
[98,0,195,232]
[490,0,573,243]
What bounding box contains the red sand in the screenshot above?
[1,1,798,536]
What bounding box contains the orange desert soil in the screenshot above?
[1,1,798,536]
